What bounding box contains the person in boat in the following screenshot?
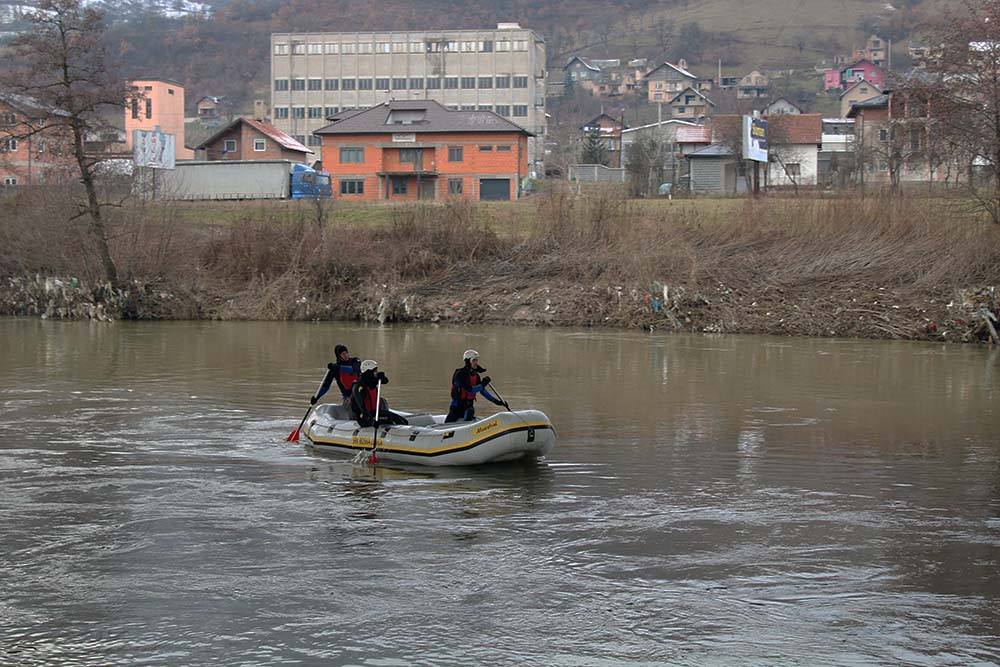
[445,349,508,423]
[311,344,361,407]
[351,360,408,427]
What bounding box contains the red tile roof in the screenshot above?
[767,113,822,144]
[195,116,309,153]
[675,125,712,143]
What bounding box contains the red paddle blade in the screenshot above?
[287,428,300,442]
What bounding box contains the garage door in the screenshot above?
[479,178,510,201]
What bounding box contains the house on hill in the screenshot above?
[581,112,627,163]
[314,100,531,201]
[195,116,310,161]
[839,80,882,118]
[737,71,770,99]
[0,92,76,186]
[645,60,711,102]
[765,113,823,187]
[824,59,886,92]
[668,87,715,120]
[762,97,802,115]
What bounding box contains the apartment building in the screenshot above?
[269,23,546,174]
[125,79,194,159]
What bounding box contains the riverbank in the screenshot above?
[2,189,998,343]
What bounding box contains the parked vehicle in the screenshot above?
[155,160,331,200]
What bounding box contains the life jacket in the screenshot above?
[359,385,378,415]
[451,366,483,402]
[336,362,359,395]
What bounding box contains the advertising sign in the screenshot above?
[133,128,176,169]
[742,115,768,162]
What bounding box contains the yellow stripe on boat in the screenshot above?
[307,421,553,456]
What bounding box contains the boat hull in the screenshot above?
[303,405,555,466]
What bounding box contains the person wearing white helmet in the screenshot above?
[445,349,507,423]
[350,359,408,427]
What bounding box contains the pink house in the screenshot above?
[825,59,885,92]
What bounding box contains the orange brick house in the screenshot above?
[195,116,310,161]
[0,92,76,186]
[314,100,531,201]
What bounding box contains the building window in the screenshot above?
[307,43,322,54]
[393,42,407,53]
[2,112,16,125]
[478,145,493,152]
[426,78,441,89]
[392,176,408,194]
[785,163,801,176]
[513,76,528,88]
[275,79,289,91]
[478,105,493,111]
[324,106,338,117]
[293,135,306,145]
[399,148,420,163]
[325,79,339,91]
[392,78,407,90]
[275,107,289,119]
[324,43,339,54]
[448,146,463,162]
[478,76,493,89]
[461,77,476,89]
[512,105,528,117]
[292,43,305,55]
[410,41,422,53]
[274,43,289,55]
[167,89,174,95]
[495,76,510,88]
[308,107,323,118]
[480,40,493,52]
[677,106,686,114]
[254,138,266,151]
[2,137,17,152]
[292,107,305,119]
[444,77,459,89]
[341,43,356,54]
[340,147,364,163]
[879,128,889,142]
[878,160,889,172]
[497,145,512,152]
[145,98,152,119]
[131,98,140,118]
[358,42,373,54]
[375,78,390,90]
[358,78,373,90]
[440,40,456,52]
[513,40,528,51]
[224,139,237,153]
[292,78,305,91]
[409,78,423,90]
[341,79,356,91]
[308,135,322,146]
[910,128,921,151]
[495,104,510,116]
[460,105,476,111]
[340,179,364,194]
[308,78,322,91]
[461,40,476,52]
[448,178,463,194]
[426,40,441,53]
[497,40,511,52]
[376,42,391,53]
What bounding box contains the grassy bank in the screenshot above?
[1,187,998,343]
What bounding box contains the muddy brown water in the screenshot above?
[1,318,999,666]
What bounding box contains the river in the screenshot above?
[1,319,998,666]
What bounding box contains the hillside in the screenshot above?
[6,0,940,112]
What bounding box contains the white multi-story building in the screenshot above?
[270,24,547,174]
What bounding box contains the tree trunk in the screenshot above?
[72,118,118,284]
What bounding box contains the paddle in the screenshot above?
[287,370,334,442]
[487,382,511,412]
[368,379,382,464]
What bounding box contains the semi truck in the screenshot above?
[155,160,332,200]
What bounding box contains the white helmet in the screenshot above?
[463,349,480,362]
[360,359,378,373]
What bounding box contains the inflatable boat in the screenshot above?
[303,403,555,466]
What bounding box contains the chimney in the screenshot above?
[253,99,268,122]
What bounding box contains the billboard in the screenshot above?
[742,115,768,162]
[133,128,176,169]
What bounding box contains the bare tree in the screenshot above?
[897,0,1000,222]
[0,0,131,283]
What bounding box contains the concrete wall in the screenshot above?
[766,143,819,186]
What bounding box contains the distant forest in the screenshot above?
[101,0,931,111]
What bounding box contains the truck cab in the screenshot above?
[290,163,333,199]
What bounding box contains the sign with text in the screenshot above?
[392,133,417,143]
[742,115,768,162]
[133,129,176,169]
